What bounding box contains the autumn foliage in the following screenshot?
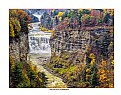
[9,9,32,38]
[9,53,47,88]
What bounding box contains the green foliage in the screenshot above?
[89,64,99,87]
[67,10,77,18]
[46,52,85,87]
[41,9,113,31]
[103,13,110,24]
[9,9,32,38]
[82,9,90,15]
[9,55,47,88]
[46,50,113,88]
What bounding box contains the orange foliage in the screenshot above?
[98,59,114,88]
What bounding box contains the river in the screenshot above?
[27,22,67,88]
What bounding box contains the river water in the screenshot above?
[27,22,67,88]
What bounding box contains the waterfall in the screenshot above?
[33,12,42,22]
[28,22,52,57]
[29,33,51,56]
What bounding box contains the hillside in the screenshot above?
[9,9,114,88]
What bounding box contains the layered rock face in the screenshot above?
[9,33,28,63]
[9,27,113,65]
[49,29,113,61]
[50,30,90,54]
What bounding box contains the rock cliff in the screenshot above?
[9,33,28,63]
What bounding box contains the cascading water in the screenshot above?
[27,12,67,88]
[32,12,42,22]
[28,22,52,57]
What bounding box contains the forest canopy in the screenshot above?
[9,9,32,38]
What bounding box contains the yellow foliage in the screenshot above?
[59,17,62,21]
[106,70,109,73]
[9,9,31,38]
[86,68,90,73]
[86,75,90,80]
[9,21,15,37]
[57,12,64,17]
[14,20,21,32]
[35,75,42,83]
[22,69,30,82]
[34,65,38,72]
[98,58,114,87]
[99,74,107,82]
[109,41,113,47]
[97,69,101,75]
[101,70,105,74]
[51,29,55,36]
[29,63,34,71]
[9,18,21,37]
[101,60,107,66]
[107,9,114,16]
[10,53,14,65]
[90,58,96,65]
[89,53,95,59]
[109,83,114,88]
[41,27,48,31]
[85,45,89,52]
[35,75,39,79]
[104,9,114,16]
[48,30,51,32]
[78,9,82,13]
[111,60,114,65]
[9,53,15,70]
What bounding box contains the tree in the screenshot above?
[81,53,99,88]
[9,9,32,38]
[103,13,110,24]
[97,59,114,88]
[82,9,90,15]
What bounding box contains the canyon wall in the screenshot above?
[9,33,28,63]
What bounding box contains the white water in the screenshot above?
[27,14,67,88]
[33,12,42,22]
[28,22,51,57]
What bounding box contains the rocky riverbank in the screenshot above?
[28,54,67,88]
